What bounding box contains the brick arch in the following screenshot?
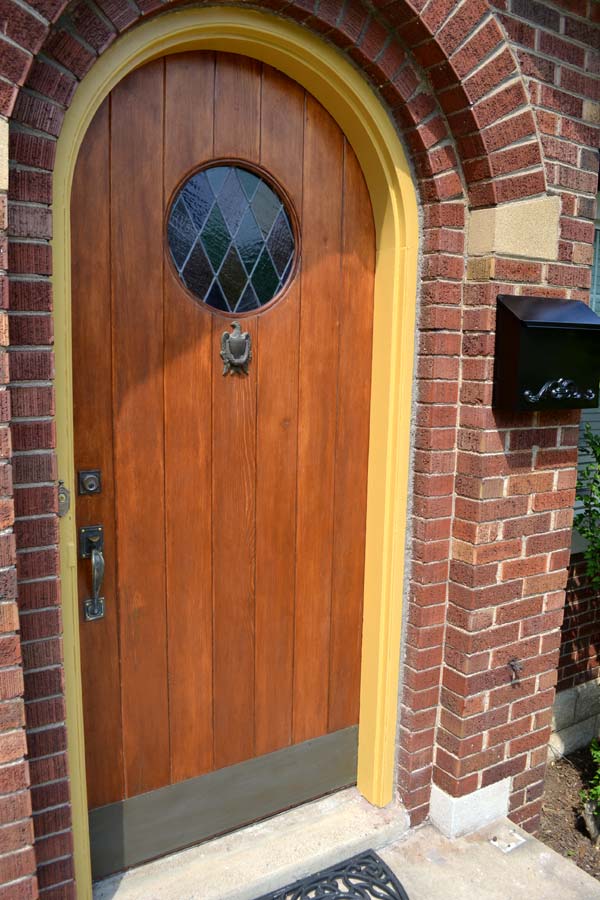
[3,0,546,210]
[0,3,560,897]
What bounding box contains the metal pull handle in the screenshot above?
[91,547,105,603]
[84,546,105,622]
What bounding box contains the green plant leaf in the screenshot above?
[575,424,600,588]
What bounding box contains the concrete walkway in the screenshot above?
[93,789,600,899]
[382,819,600,899]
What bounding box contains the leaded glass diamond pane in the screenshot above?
[182,240,213,299]
[252,247,280,305]
[218,168,247,236]
[181,174,214,231]
[237,207,264,274]
[167,164,295,312]
[168,197,196,270]
[219,245,247,308]
[237,283,260,313]
[252,180,281,237]
[200,204,230,271]
[238,169,260,200]
[267,210,295,277]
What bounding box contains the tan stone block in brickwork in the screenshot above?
[0,119,7,194]
[583,101,600,125]
[572,242,594,266]
[466,256,495,281]
[467,196,560,261]
[0,313,8,347]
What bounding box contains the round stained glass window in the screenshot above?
[167,164,296,314]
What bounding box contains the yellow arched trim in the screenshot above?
[52,8,418,896]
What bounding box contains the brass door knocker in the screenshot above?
[220,321,252,375]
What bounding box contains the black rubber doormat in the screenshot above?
[254,849,410,899]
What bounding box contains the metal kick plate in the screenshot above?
[79,525,104,559]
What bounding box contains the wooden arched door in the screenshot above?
[71,50,375,878]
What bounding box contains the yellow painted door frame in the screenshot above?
[51,8,419,896]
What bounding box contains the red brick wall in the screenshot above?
[490,1,600,706]
[0,80,39,900]
[558,558,600,692]
[0,0,597,896]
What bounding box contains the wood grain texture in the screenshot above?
[73,53,375,821]
[293,95,344,744]
[164,53,216,783]
[111,60,170,797]
[72,99,124,810]
[214,54,261,159]
[211,53,261,768]
[254,66,304,756]
[328,143,375,731]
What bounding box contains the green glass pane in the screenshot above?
[168,164,295,311]
[251,180,282,237]
[236,207,264,274]
[200,205,231,271]
[182,239,213,298]
[237,169,260,201]
[251,247,280,305]
[219,245,248,307]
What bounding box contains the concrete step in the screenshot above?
[93,787,410,900]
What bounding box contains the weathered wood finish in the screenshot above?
[72,51,375,829]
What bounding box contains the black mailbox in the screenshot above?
[493,295,600,412]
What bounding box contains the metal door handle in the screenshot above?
[91,547,105,601]
[84,546,105,622]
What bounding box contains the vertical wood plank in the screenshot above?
[254,66,304,756]
[164,52,215,784]
[72,99,124,809]
[293,96,343,743]
[214,54,261,159]
[211,53,261,768]
[328,143,375,731]
[111,60,169,797]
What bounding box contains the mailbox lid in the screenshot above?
[498,294,600,330]
[493,294,600,411]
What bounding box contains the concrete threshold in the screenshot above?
[93,787,410,900]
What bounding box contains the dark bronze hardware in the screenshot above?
[79,526,105,621]
[220,321,252,375]
[79,524,104,558]
[84,548,105,622]
[79,469,102,495]
[57,481,70,518]
[523,377,595,405]
[508,657,523,688]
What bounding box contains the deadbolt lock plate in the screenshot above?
[79,525,104,559]
[78,469,102,495]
